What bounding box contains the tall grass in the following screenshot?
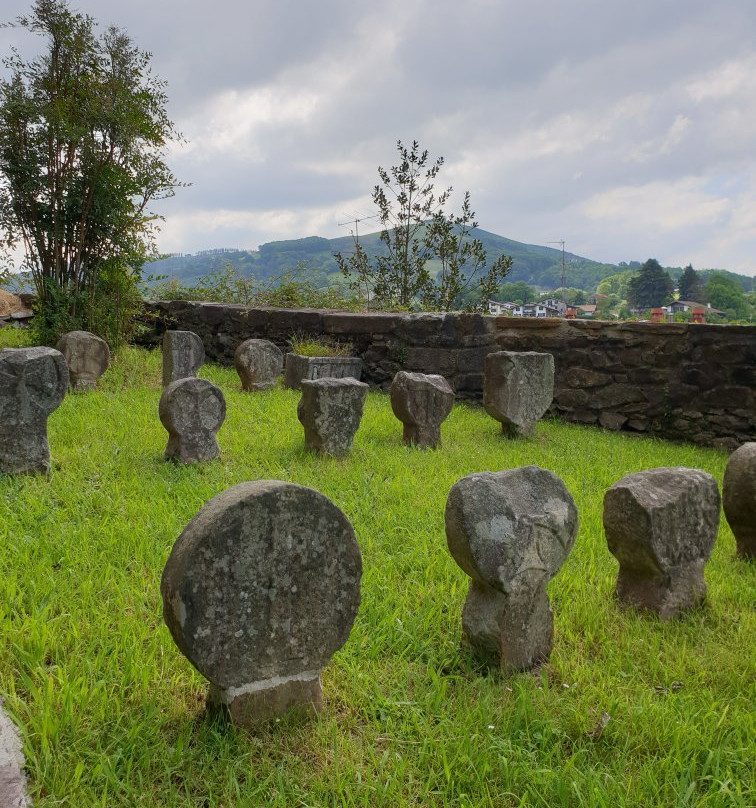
[0,332,753,807]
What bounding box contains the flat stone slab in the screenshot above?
[162,330,205,386]
[0,346,68,475]
[161,480,362,726]
[445,465,578,671]
[483,351,554,437]
[722,442,756,560]
[0,701,30,807]
[56,330,110,391]
[603,467,720,618]
[234,339,283,391]
[390,371,455,449]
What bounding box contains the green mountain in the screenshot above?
[145,230,754,294]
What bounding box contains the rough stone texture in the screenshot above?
[162,329,205,386]
[161,480,362,726]
[0,701,30,808]
[159,377,226,463]
[297,377,369,456]
[603,467,720,619]
[445,466,578,672]
[483,351,555,437]
[56,330,110,391]
[722,442,756,559]
[0,346,68,474]
[390,371,455,448]
[234,338,283,391]
[137,303,756,448]
[284,353,363,390]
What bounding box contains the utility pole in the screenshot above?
[547,240,566,306]
[338,212,378,309]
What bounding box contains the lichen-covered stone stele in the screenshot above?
[445,465,578,672]
[161,480,362,726]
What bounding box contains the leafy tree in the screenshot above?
[596,269,634,300]
[492,280,534,304]
[678,264,702,301]
[705,272,751,320]
[0,0,182,346]
[626,259,673,309]
[335,140,510,311]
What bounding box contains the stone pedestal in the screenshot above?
[445,466,578,672]
[390,371,455,449]
[56,330,110,391]
[284,354,363,390]
[297,377,368,456]
[0,347,68,474]
[603,467,720,618]
[483,351,554,437]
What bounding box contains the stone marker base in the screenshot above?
[498,420,535,438]
[207,672,324,727]
[615,561,707,620]
[461,581,554,672]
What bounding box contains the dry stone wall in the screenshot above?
[137,302,755,449]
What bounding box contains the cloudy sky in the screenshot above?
[3,0,756,275]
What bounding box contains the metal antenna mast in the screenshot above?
[547,240,566,304]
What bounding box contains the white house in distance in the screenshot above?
[488,300,564,317]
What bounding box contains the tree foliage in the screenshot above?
[705,272,751,320]
[0,0,182,345]
[335,140,511,311]
[626,259,673,309]
[678,264,702,301]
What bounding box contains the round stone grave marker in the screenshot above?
[161,480,362,726]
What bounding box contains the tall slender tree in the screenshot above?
[677,264,702,301]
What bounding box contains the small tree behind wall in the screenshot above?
[0,0,183,346]
[335,140,511,312]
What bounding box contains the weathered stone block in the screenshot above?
[483,351,555,437]
[722,442,756,559]
[445,466,578,672]
[297,377,369,455]
[0,347,68,474]
[162,330,205,386]
[284,354,363,390]
[56,331,110,391]
[234,338,283,391]
[603,467,720,619]
[159,377,226,463]
[161,480,361,727]
[390,371,455,449]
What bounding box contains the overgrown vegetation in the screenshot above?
[147,263,365,311]
[0,0,182,347]
[0,330,752,807]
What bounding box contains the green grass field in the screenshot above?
[0,331,753,807]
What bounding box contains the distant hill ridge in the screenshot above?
[147,228,753,293]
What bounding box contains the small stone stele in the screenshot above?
[722,443,756,560]
[162,330,205,387]
[390,371,455,449]
[483,351,555,437]
[283,354,363,390]
[56,330,110,391]
[159,378,226,464]
[297,377,368,456]
[0,347,68,475]
[234,339,283,391]
[603,467,720,619]
[161,480,362,727]
[445,466,578,672]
